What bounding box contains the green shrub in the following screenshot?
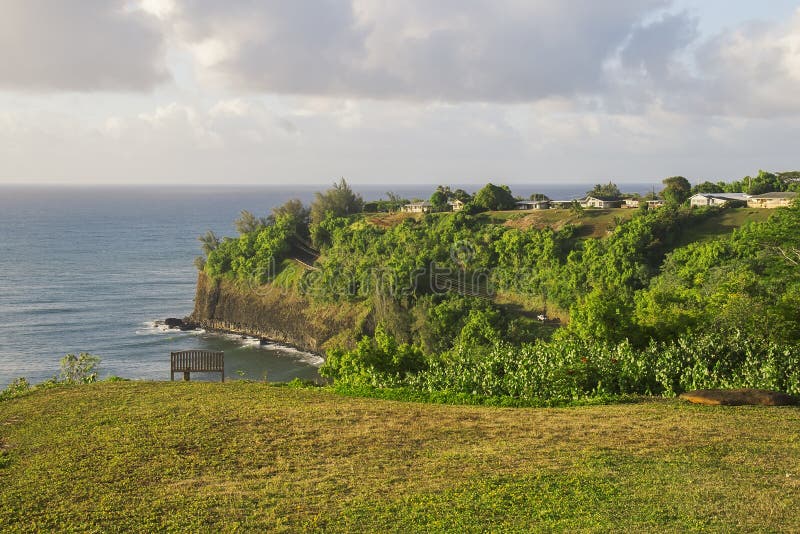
[60,353,101,384]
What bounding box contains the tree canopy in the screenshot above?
[587,182,622,200]
[310,178,364,226]
[472,183,516,210]
[660,176,691,205]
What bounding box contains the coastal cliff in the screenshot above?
[189,272,372,354]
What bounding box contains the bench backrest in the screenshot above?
[170,350,224,372]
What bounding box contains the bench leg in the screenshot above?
[221,371,224,383]
[170,371,174,381]
[183,371,190,381]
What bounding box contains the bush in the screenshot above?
[323,332,800,402]
[60,353,101,384]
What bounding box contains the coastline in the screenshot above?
[157,318,325,362]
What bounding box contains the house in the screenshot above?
[515,200,550,210]
[402,201,433,213]
[549,200,577,209]
[689,193,749,207]
[622,199,641,208]
[448,199,465,212]
[646,199,665,208]
[583,196,622,209]
[747,191,798,208]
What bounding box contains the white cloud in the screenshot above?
[0,0,168,92]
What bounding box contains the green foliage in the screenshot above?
[692,181,724,194]
[60,353,101,384]
[587,182,622,199]
[472,183,516,210]
[269,198,309,237]
[660,176,691,205]
[0,378,32,402]
[234,210,268,235]
[326,332,800,402]
[204,216,293,283]
[429,189,448,211]
[310,177,364,226]
[320,327,427,387]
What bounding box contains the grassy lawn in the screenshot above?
[674,208,772,247]
[1,383,799,532]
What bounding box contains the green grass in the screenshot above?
[2,382,799,532]
[674,208,772,247]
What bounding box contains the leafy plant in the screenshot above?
[60,353,101,384]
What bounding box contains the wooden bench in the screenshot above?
[170,350,225,382]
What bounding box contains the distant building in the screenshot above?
[689,193,749,207]
[646,199,665,208]
[583,196,622,208]
[402,201,434,213]
[515,200,550,210]
[622,199,641,208]
[746,192,798,209]
[448,199,465,211]
[550,200,578,209]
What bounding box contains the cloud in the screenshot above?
[612,8,800,118]
[163,0,669,101]
[691,11,800,117]
[0,0,168,91]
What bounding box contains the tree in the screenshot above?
[269,199,310,237]
[198,230,220,255]
[587,182,622,199]
[692,181,724,194]
[429,190,448,211]
[569,200,585,218]
[473,183,516,211]
[452,189,472,203]
[310,178,364,226]
[660,176,691,205]
[234,210,268,234]
[529,193,550,201]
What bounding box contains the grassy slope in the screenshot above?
[674,208,771,247]
[2,383,799,532]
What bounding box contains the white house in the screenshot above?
[747,192,798,208]
[622,199,641,208]
[448,199,465,211]
[583,196,622,208]
[402,201,434,213]
[689,193,749,207]
[515,200,550,210]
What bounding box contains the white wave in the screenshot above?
[135,321,172,335]
[260,341,324,366]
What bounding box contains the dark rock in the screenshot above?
[680,388,798,406]
[164,318,184,328]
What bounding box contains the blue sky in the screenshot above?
[0,1,799,186]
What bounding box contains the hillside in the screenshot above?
[365,207,767,239]
[2,382,799,532]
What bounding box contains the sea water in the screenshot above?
[0,183,656,387]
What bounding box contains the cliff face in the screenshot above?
[190,272,371,354]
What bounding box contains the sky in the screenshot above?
[0,0,799,186]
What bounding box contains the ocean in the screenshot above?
[0,182,657,387]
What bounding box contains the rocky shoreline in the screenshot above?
[155,317,324,356]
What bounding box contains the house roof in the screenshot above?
[585,195,620,202]
[516,200,549,205]
[750,191,798,199]
[405,201,433,207]
[691,193,750,201]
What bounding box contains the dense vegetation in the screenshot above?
[198,177,800,403]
